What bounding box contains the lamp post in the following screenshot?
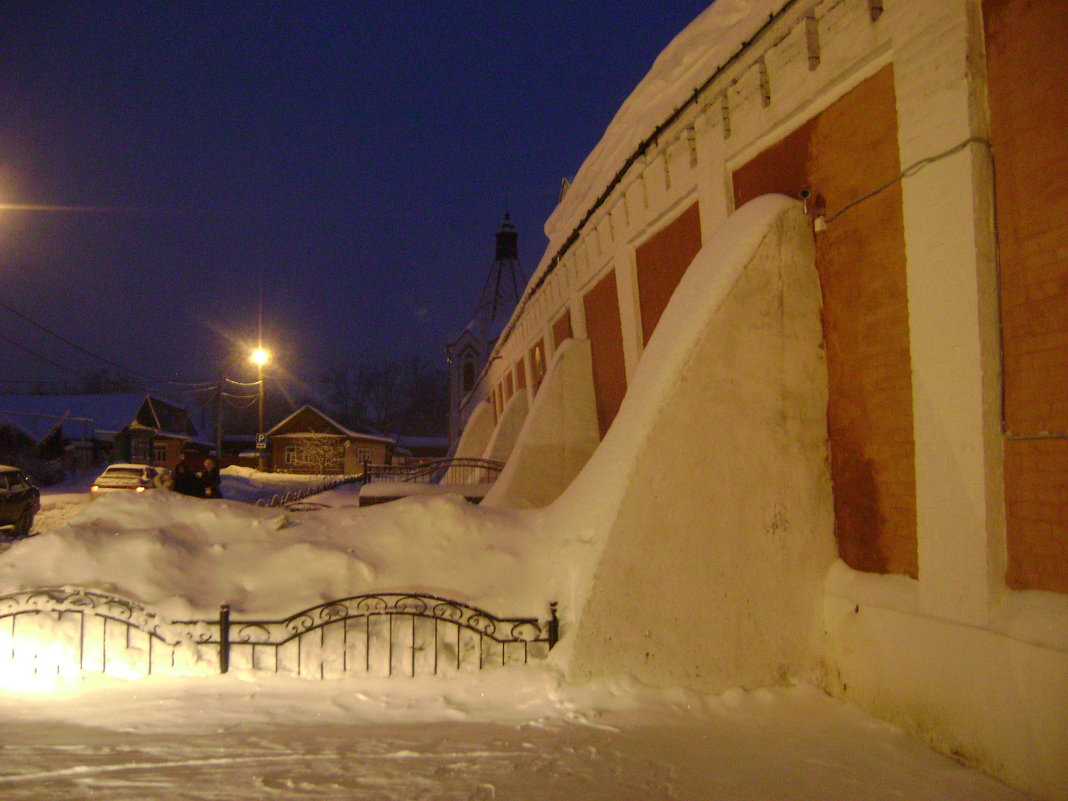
[251,347,269,471]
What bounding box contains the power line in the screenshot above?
[0,331,85,375]
[0,299,223,389]
[0,299,140,377]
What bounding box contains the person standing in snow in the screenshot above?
[199,457,223,499]
[171,456,199,496]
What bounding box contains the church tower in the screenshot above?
[446,213,526,445]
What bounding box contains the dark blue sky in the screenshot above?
[0,2,710,396]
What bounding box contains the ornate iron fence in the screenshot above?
[255,474,361,508]
[0,587,192,679]
[0,587,558,681]
[364,458,504,486]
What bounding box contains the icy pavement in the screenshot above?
[0,669,1036,801]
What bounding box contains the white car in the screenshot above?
[89,463,169,500]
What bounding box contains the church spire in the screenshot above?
[471,211,525,343]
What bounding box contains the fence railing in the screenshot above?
[0,587,558,681]
[255,474,361,508]
[363,458,504,486]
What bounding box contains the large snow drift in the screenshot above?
[0,487,566,621]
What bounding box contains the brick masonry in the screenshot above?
[635,202,703,345]
[985,0,1068,591]
[733,65,918,578]
[583,271,627,438]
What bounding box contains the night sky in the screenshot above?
[1,2,710,399]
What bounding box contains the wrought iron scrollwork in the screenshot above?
[0,587,559,678]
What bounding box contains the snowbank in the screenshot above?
[0,488,567,621]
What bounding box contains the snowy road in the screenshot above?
[0,672,1036,801]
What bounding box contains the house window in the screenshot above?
[284,445,297,465]
[356,447,372,462]
[152,443,167,464]
[463,361,475,392]
[131,438,150,464]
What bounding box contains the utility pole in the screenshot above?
[215,372,224,459]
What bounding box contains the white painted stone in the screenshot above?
[483,339,600,510]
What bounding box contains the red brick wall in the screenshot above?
[583,271,627,438]
[985,0,1068,592]
[635,202,703,344]
[530,338,546,392]
[553,309,573,349]
[733,65,918,577]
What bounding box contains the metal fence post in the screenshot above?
[219,603,231,674]
[548,601,559,648]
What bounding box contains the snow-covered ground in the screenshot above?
[0,470,1036,799]
[25,467,340,542]
[0,670,1035,801]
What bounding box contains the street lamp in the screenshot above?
[250,347,269,471]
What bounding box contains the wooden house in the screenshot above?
[266,405,394,475]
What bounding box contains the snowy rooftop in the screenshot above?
[0,393,177,439]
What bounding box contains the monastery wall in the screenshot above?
[456,1,1068,797]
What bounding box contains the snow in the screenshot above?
[542,0,783,249]
[0,469,1037,799]
[0,670,1035,801]
[2,474,558,620]
[215,465,342,503]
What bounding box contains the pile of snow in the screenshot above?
[0,488,575,621]
[217,465,339,503]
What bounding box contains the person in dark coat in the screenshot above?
[199,457,223,499]
[171,457,199,496]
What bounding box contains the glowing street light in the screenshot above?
[250,347,269,367]
[251,347,270,470]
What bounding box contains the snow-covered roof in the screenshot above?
[0,393,197,441]
[267,405,395,445]
[0,414,38,444]
[0,394,148,439]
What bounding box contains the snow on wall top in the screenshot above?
[542,0,785,252]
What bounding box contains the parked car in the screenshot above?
[0,465,41,538]
[89,463,169,500]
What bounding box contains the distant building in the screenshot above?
[266,405,394,475]
[446,213,525,446]
[0,394,209,472]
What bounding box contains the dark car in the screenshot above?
[0,465,41,538]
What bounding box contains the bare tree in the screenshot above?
[319,366,362,428]
[319,354,447,437]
